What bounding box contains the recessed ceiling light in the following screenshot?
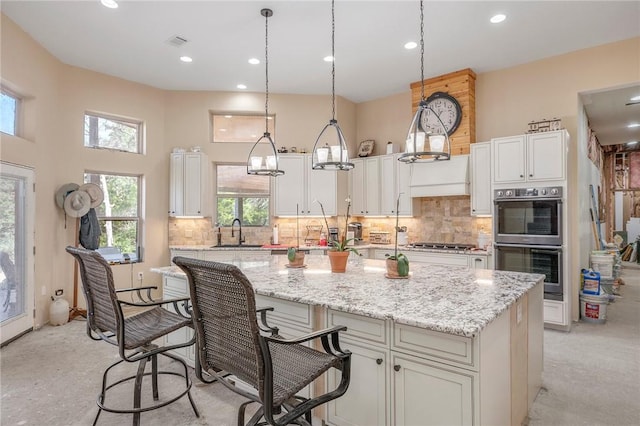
[323,56,334,62]
[628,123,640,128]
[179,56,193,63]
[404,41,417,50]
[627,141,638,146]
[219,129,227,132]
[101,0,118,9]
[490,14,506,24]
[224,115,232,118]
[248,58,260,65]
[631,95,640,102]
[237,84,247,90]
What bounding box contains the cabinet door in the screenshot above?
[308,159,337,216]
[163,281,192,362]
[169,153,184,216]
[395,157,413,216]
[492,135,526,183]
[527,131,565,181]
[408,252,469,267]
[349,159,366,215]
[327,339,389,426]
[393,353,474,426]
[470,143,492,216]
[184,153,204,215]
[380,156,396,215]
[274,155,305,216]
[364,158,381,215]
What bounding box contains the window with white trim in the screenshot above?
[216,164,270,227]
[84,112,143,154]
[1,88,20,136]
[84,172,142,263]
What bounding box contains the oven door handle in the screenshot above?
[494,243,562,250]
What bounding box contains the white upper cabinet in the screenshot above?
[350,157,381,216]
[169,151,210,217]
[273,154,337,216]
[470,142,492,216]
[381,154,415,216]
[492,130,567,184]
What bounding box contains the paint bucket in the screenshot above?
[579,291,609,324]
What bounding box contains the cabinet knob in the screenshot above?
[529,174,533,177]
[394,365,401,372]
[475,258,482,262]
[376,358,383,365]
[520,174,524,178]
[365,211,369,214]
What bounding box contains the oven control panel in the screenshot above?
[494,186,562,199]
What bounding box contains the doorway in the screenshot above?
[0,162,35,345]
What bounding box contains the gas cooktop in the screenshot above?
[405,242,476,253]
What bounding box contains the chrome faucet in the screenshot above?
[231,218,245,246]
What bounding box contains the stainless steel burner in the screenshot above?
[406,242,475,252]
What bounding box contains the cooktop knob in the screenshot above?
[497,191,504,197]
[506,190,513,197]
[550,188,559,195]
[540,188,547,195]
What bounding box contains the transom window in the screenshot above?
[84,172,142,263]
[84,112,143,153]
[211,113,275,143]
[1,88,20,136]
[216,164,269,226]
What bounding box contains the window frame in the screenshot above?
[210,112,275,143]
[84,170,143,263]
[214,163,271,228]
[83,111,144,154]
[1,86,21,137]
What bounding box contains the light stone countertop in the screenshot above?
[152,255,540,338]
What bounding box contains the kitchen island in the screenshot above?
[153,255,543,426]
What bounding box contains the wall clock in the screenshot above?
[420,91,462,136]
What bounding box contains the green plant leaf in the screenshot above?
[397,255,409,277]
[287,247,296,262]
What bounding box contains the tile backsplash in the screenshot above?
[169,196,492,247]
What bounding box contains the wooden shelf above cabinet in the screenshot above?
[410,68,476,156]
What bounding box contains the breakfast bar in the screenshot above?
[153,256,544,426]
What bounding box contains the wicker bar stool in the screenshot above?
[66,246,199,426]
[174,256,351,426]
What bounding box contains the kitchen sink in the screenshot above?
[210,244,264,248]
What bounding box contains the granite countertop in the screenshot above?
[152,255,540,338]
[170,244,491,255]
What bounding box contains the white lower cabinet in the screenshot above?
[371,249,492,270]
[163,275,196,366]
[327,338,389,426]
[392,352,475,426]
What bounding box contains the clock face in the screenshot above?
[420,92,462,136]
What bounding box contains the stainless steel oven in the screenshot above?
[494,243,563,300]
[494,186,563,246]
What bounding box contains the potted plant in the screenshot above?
[319,198,360,273]
[287,204,305,268]
[385,195,409,278]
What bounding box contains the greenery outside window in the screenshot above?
[84,172,142,262]
[216,164,269,226]
[1,88,20,136]
[84,112,143,154]
[211,113,275,143]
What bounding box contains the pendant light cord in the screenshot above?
[331,0,336,121]
[264,10,270,133]
[420,0,425,102]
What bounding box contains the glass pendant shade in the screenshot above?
[398,100,451,163]
[246,131,284,176]
[312,119,353,170]
[398,0,451,164]
[312,0,353,171]
[247,8,283,177]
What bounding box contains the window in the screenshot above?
[84,172,142,262]
[211,113,274,143]
[1,88,20,136]
[84,112,143,153]
[216,164,269,226]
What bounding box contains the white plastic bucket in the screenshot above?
[590,254,614,279]
[579,291,608,324]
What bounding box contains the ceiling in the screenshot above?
[2,1,639,145]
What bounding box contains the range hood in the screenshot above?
[409,154,470,197]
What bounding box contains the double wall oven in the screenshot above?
[494,186,564,301]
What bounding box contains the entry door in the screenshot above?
[0,162,35,345]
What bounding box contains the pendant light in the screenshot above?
[311,0,354,171]
[398,0,451,163]
[247,8,284,177]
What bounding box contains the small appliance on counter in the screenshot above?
[397,226,408,245]
[348,222,363,243]
[328,227,339,244]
